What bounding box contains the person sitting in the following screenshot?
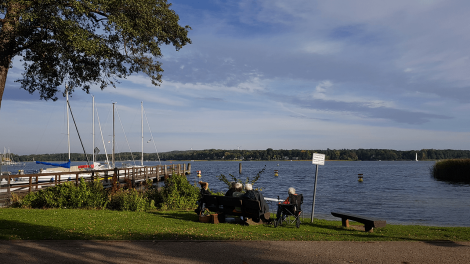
[195,181,210,215]
[198,181,210,196]
[276,187,297,220]
[225,181,237,196]
[232,182,243,198]
[232,182,243,212]
[242,183,270,221]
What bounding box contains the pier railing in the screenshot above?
[0,163,191,206]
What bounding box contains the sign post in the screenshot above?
[311,153,325,223]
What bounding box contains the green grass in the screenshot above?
[1,208,469,241]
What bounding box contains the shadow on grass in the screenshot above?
[0,220,107,240]
[299,221,437,242]
[149,210,199,222]
[0,219,306,264]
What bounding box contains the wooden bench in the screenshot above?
[201,195,267,224]
[331,211,386,232]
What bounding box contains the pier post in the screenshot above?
[164,166,168,179]
[187,163,191,174]
[7,176,11,203]
[239,163,242,174]
[132,168,136,188]
[114,167,119,182]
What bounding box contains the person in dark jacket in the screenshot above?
[195,181,210,215]
[199,181,210,196]
[242,183,270,221]
[225,181,237,196]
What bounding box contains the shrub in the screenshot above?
[107,188,155,212]
[432,159,470,183]
[156,173,200,210]
[18,178,108,209]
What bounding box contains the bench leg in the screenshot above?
[211,214,219,224]
[218,213,226,223]
[342,218,349,228]
[365,224,374,232]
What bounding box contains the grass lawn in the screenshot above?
[1,208,469,241]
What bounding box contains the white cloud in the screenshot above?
[302,41,343,55]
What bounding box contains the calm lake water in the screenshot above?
[3,160,470,227]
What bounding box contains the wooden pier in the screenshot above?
[0,163,191,206]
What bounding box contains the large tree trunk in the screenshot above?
[0,3,17,110]
[0,59,10,110]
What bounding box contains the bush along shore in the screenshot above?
[432,159,470,183]
[11,173,202,211]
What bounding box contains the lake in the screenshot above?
[2,160,470,227]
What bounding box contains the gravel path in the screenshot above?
[1,240,469,264]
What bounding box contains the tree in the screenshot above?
[266,148,273,160]
[0,0,191,109]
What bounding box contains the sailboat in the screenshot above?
[36,89,92,174]
[415,153,418,162]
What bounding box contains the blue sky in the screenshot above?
[2,0,470,155]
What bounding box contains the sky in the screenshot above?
[2,0,470,156]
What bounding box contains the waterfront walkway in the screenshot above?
[1,240,469,263]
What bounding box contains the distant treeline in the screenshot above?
[9,148,470,162]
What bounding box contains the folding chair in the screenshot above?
[274,194,303,228]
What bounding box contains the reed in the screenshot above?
[432,159,470,183]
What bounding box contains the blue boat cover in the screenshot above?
[36,160,71,168]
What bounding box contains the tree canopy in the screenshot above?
[0,0,191,109]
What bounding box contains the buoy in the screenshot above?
[197,170,202,177]
[274,170,279,177]
[358,174,363,182]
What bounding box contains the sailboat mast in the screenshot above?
[92,96,95,165]
[66,88,71,172]
[112,102,115,168]
[141,101,144,166]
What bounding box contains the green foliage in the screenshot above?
[17,178,108,209]
[107,189,155,212]
[216,166,266,190]
[0,0,191,106]
[432,159,470,183]
[157,173,200,210]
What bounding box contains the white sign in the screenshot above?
[312,153,325,165]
